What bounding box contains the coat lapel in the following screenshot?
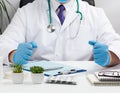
[45,0,80,32]
[46,7,62,33]
[60,4,79,31]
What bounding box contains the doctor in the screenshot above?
[0,0,120,66]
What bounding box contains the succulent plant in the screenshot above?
[12,64,23,73]
[30,66,44,74]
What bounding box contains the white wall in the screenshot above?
[0,0,20,33]
[6,0,20,17]
[95,0,120,34]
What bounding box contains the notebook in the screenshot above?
[23,61,86,76]
[95,70,120,81]
[87,74,120,86]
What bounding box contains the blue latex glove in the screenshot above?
[89,40,110,66]
[13,42,37,65]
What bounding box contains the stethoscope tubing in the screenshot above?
[48,0,52,24]
[47,0,83,33]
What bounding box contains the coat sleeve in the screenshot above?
[0,8,27,65]
[95,8,120,59]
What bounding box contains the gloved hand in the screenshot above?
[13,42,37,65]
[89,40,110,66]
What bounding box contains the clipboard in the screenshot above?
[23,61,87,76]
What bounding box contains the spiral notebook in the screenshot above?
[95,70,120,81]
[87,74,120,86]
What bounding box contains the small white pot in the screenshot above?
[12,73,24,84]
[31,73,44,84]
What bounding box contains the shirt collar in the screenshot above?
[51,0,75,11]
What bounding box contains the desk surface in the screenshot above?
[1,61,120,93]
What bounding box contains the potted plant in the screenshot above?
[30,66,44,84]
[12,64,24,84]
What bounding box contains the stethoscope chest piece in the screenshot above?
[47,24,56,33]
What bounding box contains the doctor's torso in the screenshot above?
[9,0,103,61]
[23,0,98,61]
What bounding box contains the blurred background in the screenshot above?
[0,0,120,34]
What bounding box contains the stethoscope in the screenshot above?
[47,0,83,33]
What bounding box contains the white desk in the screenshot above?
[1,61,120,93]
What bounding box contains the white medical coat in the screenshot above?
[0,0,120,64]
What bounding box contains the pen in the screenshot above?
[54,69,87,76]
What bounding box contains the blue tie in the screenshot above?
[57,5,65,25]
